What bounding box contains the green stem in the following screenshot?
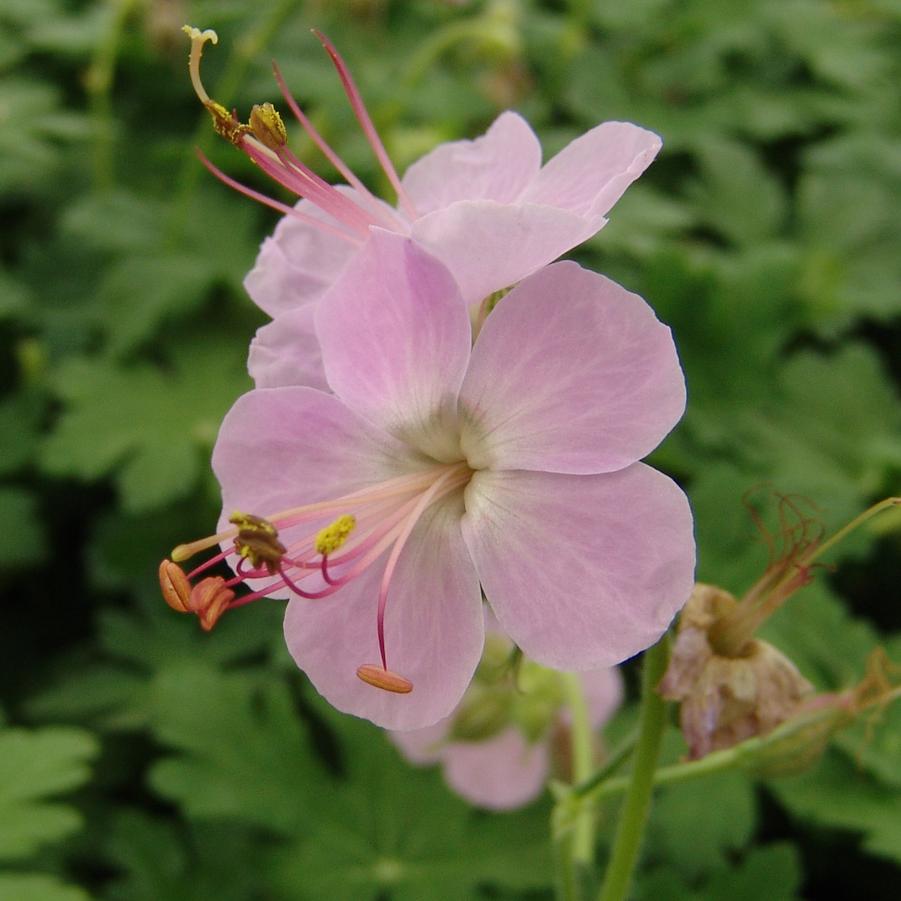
[86,0,136,189]
[597,636,670,901]
[805,496,900,566]
[563,672,595,865]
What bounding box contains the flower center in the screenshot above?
[161,461,472,692]
[182,25,417,241]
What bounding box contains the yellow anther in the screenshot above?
[315,514,356,555]
[229,511,286,574]
[249,102,288,151]
[183,24,250,146]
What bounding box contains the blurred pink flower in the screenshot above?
[168,230,693,730]
[392,621,624,810]
[182,28,661,389]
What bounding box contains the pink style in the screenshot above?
[165,231,694,731]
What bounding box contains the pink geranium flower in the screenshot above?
[165,230,693,730]
[182,27,662,390]
[392,618,624,810]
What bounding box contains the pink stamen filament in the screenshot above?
[201,464,471,669]
[173,464,452,563]
[240,140,375,236]
[196,149,362,245]
[272,62,405,231]
[375,466,467,669]
[312,29,418,219]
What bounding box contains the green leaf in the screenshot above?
[271,708,552,900]
[40,335,249,512]
[768,749,901,865]
[636,844,803,901]
[759,581,879,691]
[687,139,787,245]
[736,345,901,526]
[0,725,97,860]
[147,663,320,833]
[0,486,46,568]
[100,810,261,901]
[0,873,90,901]
[647,771,756,878]
[704,843,803,900]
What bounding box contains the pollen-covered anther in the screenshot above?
[356,664,413,694]
[159,559,192,613]
[230,511,287,574]
[182,24,250,146]
[315,514,356,555]
[249,102,288,151]
[189,576,235,631]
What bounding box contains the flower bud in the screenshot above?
[448,687,511,742]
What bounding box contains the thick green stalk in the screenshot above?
[597,636,670,901]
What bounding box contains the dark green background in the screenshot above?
[1,1,899,898]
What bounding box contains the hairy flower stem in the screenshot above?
[597,635,670,901]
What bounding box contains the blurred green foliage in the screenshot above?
[1,0,899,898]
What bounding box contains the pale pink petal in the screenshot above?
[247,304,328,391]
[458,261,685,474]
[316,229,471,453]
[401,112,542,216]
[284,494,484,730]
[389,718,450,765]
[521,122,662,230]
[243,198,360,317]
[580,667,625,728]
[213,388,416,597]
[441,728,549,810]
[462,465,695,670]
[411,200,594,306]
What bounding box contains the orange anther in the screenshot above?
[159,559,192,613]
[356,664,413,694]
[189,576,235,631]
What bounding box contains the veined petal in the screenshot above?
[243,195,362,317]
[461,465,695,670]
[247,304,328,391]
[213,386,415,524]
[521,122,662,230]
[441,727,549,810]
[316,229,471,457]
[401,112,542,216]
[580,667,624,729]
[411,200,593,306]
[459,261,686,474]
[284,493,484,730]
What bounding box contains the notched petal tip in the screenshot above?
[356,664,414,694]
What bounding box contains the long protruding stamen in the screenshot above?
[374,466,467,669]
[195,150,363,244]
[312,29,418,219]
[272,62,404,230]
